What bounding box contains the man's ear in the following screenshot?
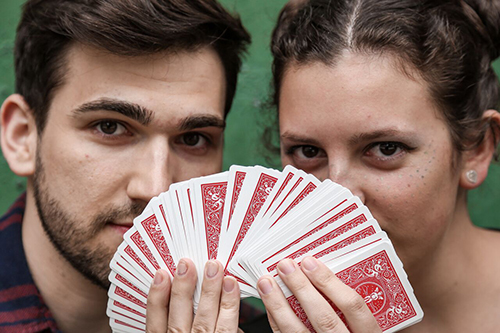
[460,109,500,189]
[0,94,38,177]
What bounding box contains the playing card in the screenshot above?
[107,298,146,325]
[217,166,281,269]
[133,208,176,278]
[106,165,422,333]
[282,241,423,332]
[109,318,144,333]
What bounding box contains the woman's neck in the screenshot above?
[403,202,500,332]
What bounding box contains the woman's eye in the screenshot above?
[365,142,413,160]
[285,145,325,160]
[96,121,127,136]
[378,142,400,156]
[301,146,320,158]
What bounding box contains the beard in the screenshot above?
[32,151,145,289]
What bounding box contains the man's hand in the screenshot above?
[146,258,241,333]
[257,256,381,333]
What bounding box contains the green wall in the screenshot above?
[0,0,499,230]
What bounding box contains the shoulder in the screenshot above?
[0,194,59,332]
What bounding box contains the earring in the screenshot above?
[466,170,478,184]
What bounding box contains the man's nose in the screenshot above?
[327,162,366,204]
[126,141,172,203]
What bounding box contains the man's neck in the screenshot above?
[22,191,111,333]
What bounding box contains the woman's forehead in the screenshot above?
[278,54,447,141]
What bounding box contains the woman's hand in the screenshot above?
[146,258,241,333]
[257,256,381,333]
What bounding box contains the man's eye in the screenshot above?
[179,132,210,148]
[97,121,127,136]
[182,133,201,146]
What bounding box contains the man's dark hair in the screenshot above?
[15,0,251,132]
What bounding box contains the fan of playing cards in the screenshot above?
[107,165,423,332]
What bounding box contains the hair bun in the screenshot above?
[463,0,500,60]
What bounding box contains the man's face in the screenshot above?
[33,45,227,288]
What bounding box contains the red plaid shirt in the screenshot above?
[0,194,268,332]
[0,194,59,332]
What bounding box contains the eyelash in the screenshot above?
[284,142,417,161]
[178,132,212,148]
[91,120,132,139]
[363,142,416,161]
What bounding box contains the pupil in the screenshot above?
[380,143,397,156]
[101,121,117,134]
[302,146,318,158]
[184,133,200,146]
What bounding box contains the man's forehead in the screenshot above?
[65,43,225,83]
[46,43,227,130]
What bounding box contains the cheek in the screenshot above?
[365,164,458,261]
[39,140,126,209]
[171,151,223,184]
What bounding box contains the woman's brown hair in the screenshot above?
[270,0,500,159]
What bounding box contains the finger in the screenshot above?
[300,257,381,332]
[266,311,280,333]
[277,259,348,333]
[214,276,241,333]
[167,258,197,332]
[146,269,172,333]
[191,260,224,332]
[257,276,308,333]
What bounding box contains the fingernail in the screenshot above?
[223,277,235,293]
[277,259,296,275]
[177,259,188,276]
[302,257,318,272]
[154,270,164,285]
[258,278,273,295]
[205,260,219,278]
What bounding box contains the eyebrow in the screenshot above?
[178,115,226,131]
[348,129,412,145]
[280,132,322,146]
[282,128,417,146]
[73,98,153,125]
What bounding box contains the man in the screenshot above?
[0,0,250,331]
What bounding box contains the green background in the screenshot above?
[1,0,499,231]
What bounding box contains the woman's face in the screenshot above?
[278,53,463,273]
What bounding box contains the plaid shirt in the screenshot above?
[0,194,268,332]
[0,194,59,332]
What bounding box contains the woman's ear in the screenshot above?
[459,109,500,189]
[0,94,38,177]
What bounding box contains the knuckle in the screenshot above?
[312,269,336,289]
[341,293,367,314]
[167,326,184,333]
[169,286,186,300]
[191,321,212,333]
[219,298,239,313]
[214,324,234,333]
[314,314,343,332]
[291,280,310,296]
[200,287,219,300]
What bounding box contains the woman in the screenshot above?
[255,0,500,332]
